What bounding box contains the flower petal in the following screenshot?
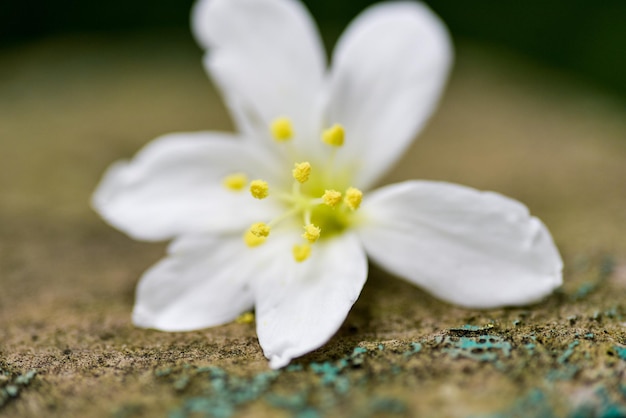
[92,132,282,241]
[253,232,368,369]
[192,0,326,141]
[325,2,453,189]
[358,181,563,308]
[132,234,256,331]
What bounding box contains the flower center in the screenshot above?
[224,117,363,262]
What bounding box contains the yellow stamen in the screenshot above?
[293,244,311,262]
[223,173,248,191]
[292,162,312,184]
[322,124,345,147]
[244,230,266,247]
[236,312,255,324]
[270,117,294,142]
[249,222,271,238]
[322,190,342,207]
[302,223,321,243]
[250,180,269,199]
[344,187,363,210]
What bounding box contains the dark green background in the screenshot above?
[2,0,625,99]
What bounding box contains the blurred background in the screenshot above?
[2,0,626,100]
[2,2,626,416]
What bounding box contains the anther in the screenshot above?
[322,190,342,207]
[235,312,255,324]
[322,124,345,147]
[293,244,311,262]
[270,117,294,142]
[344,187,363,210]
[244,230,266,247]
[250,180,269,199]
[223,173,248,191]
[302,223,321,243]
[249,222,271,238]
[292,162,311,184]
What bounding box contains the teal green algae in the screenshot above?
[165,346,384,418]
[0,364,37,409]
[403,342,422,358]
[167,366,280,418]
[547,340,582,381]
[162,332,615,417]
[483,386,626,418]
[557,341,579,364]
[110,256,626,418]
[614,346,626,361]
[569,386,626,418]
[477,389,557,418]
[439,335,511,362]
[158,316,626,418]
[570,256,615,301]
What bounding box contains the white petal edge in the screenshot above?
[92,132,283,241]
[253,232,368,369]
[358,181,563,308]
[132,234,259,331]
[324,2,453,189]
[192,0,326,143]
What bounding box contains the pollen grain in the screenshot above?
[250,222,271,238]
[270,117,294,141]
[344,187,363,210]
[322,190,342,207]
[250,180,269,199]
[292,162,312,184]
[244,230,266,247]
[223,173,248,191]
[322,124,345,147]
[302,223,321,243]
[293,244,312,263]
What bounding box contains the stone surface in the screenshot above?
[1,32,626,417]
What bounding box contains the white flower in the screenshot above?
[92,0,563,369]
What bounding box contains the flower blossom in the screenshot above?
[92,0,563,369]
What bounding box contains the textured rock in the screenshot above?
[1,33,625,417]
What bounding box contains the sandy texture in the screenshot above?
[1,33,626,417]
